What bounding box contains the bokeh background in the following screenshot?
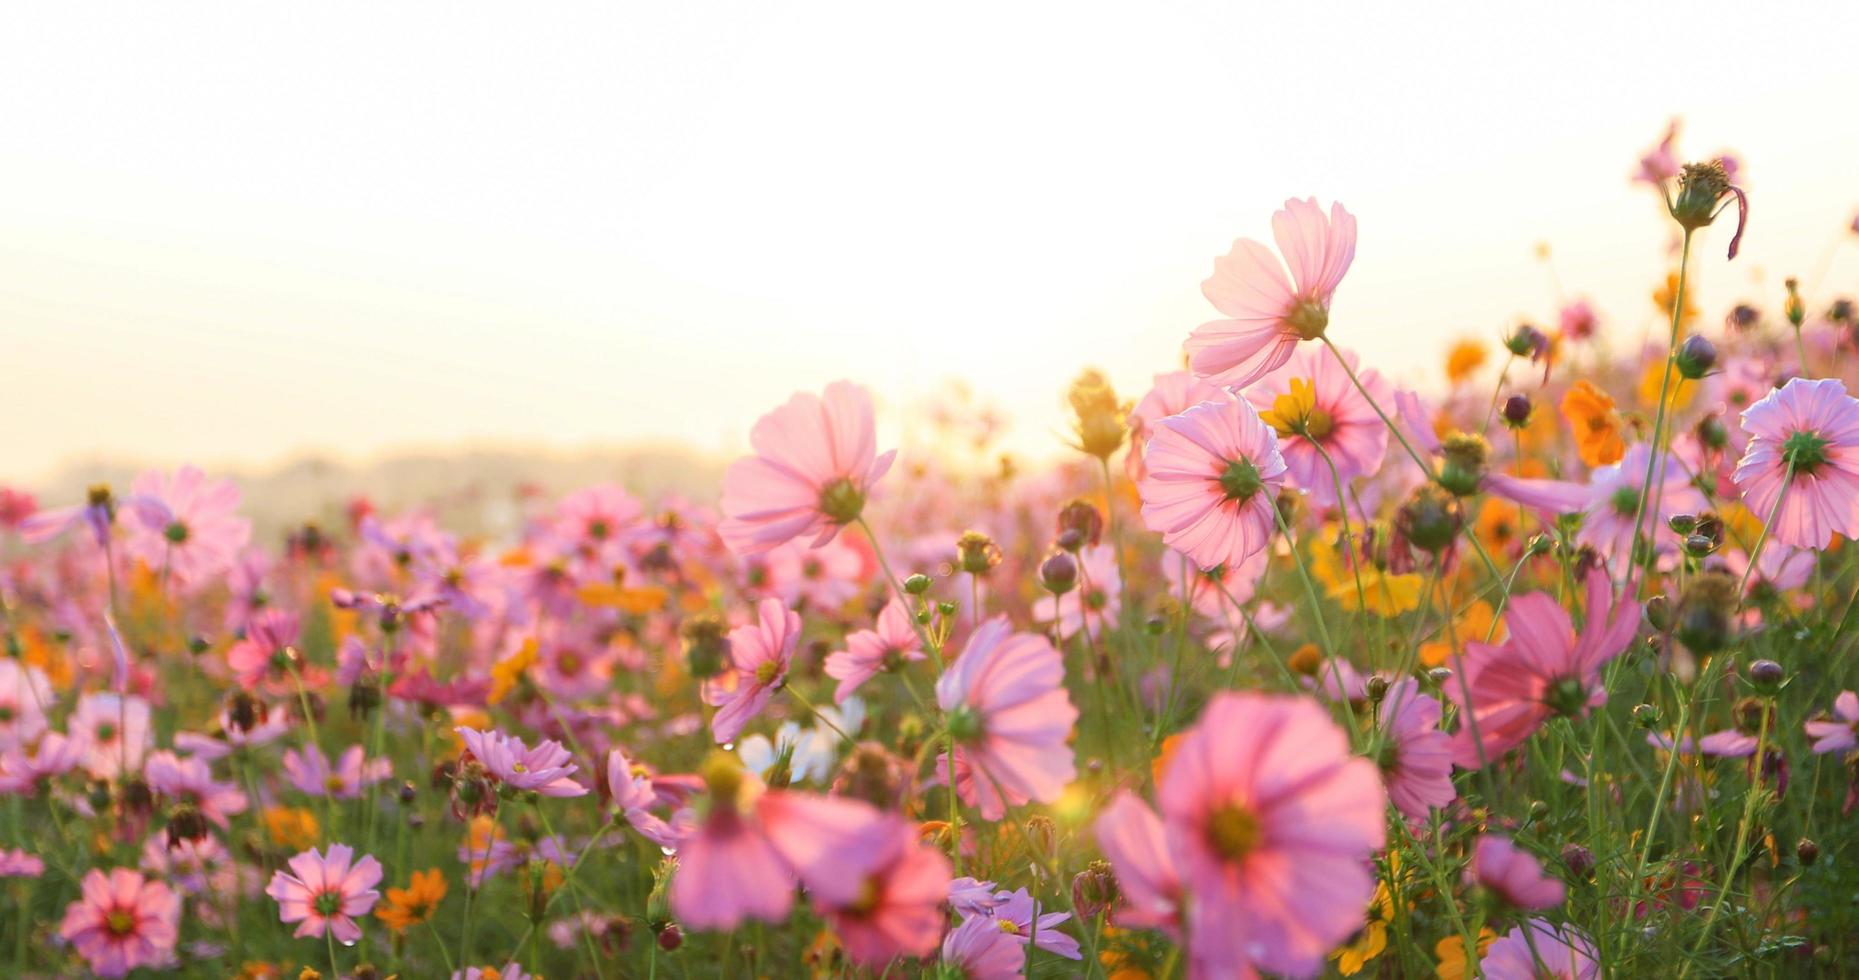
[5,1,1857,508]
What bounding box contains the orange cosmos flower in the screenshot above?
[1560,380,1625,467]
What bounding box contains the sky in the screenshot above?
[5,2,1858,485]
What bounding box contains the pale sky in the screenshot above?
[5,2,1858,485]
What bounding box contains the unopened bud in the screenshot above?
[903,573,933,595]
[1675,334,1717,380]
[1501,394,1534,428]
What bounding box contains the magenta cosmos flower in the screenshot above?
[1377,677,1455,821]
[124,465,251,588]
[265,843,383,942]
[1156,691,1385,976]
[1472,835,1566,910]
[824,598,925,703]
[456,727,588,797]
[1138,391,1288,573]
[1448,570,1640,769]
[1733,377,1859,549]
[936,617,1078,820]
[1185,197,1357,389]
[718,381,896,557]
[1805,691,1859,754]
[58,868,181,977]
[1243,344,1391,508]
[703,597,802,744]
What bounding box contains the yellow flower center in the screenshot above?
[1205,801,1262,862]
[1260,378,1334,441]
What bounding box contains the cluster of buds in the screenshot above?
[1667,512,1724,558]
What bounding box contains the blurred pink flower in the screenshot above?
[1448,571,1640,768]
[283,744,392,800]
[803,809,950,967]
[1806,691,1859,754]
[1138,391,1287,573]
[265,843,383,942]
[144,750,248,828]
[936,617,1077,820]
[702,598,802,744]
[59,868,180,976]
[1472,835,1566,909]
[1156,691,1385,976]
[604,747,691,849]
[1186,197,1358,389]
[124,466,251,589]
[1481,919,1598,980]
[719,381,896,557]
[824,599,925,703]
[1093,792,1182,936]
[0,659,53,751]
[1127,370,1225,483]
[1733,377,1859,549]
[1633,118,1681,186]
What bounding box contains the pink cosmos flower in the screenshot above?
[939,915,1026,980]
[1481,919,1599,980]
[1156,691,1386,976]
[1378,678,1456,820]
[763,536,867,609]
[702,598,802,744]
[1448,570,1641,769]
[969,887,1081,960]
[1138,392,1288,573]
[264,843,383,942]
[807,812,951,967]
[283,744,392,800]
[124,466,251,589]
[71,693,152,780]
[1093,792,1183,936]
[552,484,643,557]
[669,777,892,931]
[0,658,52,751]
[1633,118,1681,186]
[1186,197,1358,389]
[1805,691,1859,753]
[456,727,588,797]
[143,750,248,828]
[936,617,1078,820]
[58,868,181,977]
[1578,443,1705,565]
[824,599,925,703]
[1733,377,1859,549]
[0,731,83,794]
[1472,835,1566,909]
[225,608,305,694]
[1127,369,1226,483]
[1559,299,1599,341]
[718,381,896,557]
[0,848,43,877]
[1037,544,1120,641]
[1243,344,1390,508]
[452,966,530,980]
[604,747,690,849]
[1164,546,1268,619]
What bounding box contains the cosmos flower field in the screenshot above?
[5,127,1859,979]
